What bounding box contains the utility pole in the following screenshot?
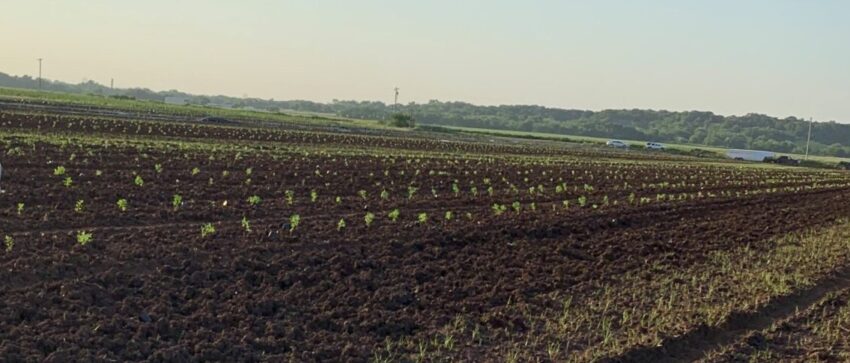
[804,117,813,160]
[393,87,399,112]
[37,58,43,90]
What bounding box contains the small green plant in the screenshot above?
[380,189,389,200]
[154,164,163,173]
[358,190,368,200]
[63,177,73,188]
[418,212,428,224]
[445,211,453,221]
[76,231,93,246]
[247,195,261,206]
[53,166,66,176]
[241,216,252,232]
[285,190,295,205]
[365,212,375,227]
[492,203,507,216]
[134,175,144,187]
[95,170,103,176]
[116,198,128,212]
[512,201,522,213]
[337,218,346,231]
[407,186,418,199]
[578,195,588,208]
[4,235,13,253]
[388,209,400,222]
[74,200,85,213]
[200,223,216,237]
[310,190,318,203]
[172,194,183,210]
[289,214,301,232]
[335,196,342,204]
[16,203,24,215]
[191,167,200,176]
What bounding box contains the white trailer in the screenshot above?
[726,149,775,162]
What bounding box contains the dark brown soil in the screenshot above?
[2,109,850,362]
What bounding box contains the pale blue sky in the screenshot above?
[2,0,849,121]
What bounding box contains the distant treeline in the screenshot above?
[2,71,849,157]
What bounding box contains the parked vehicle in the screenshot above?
[645,142,665,150]
[606,140,629,149]
[726,149,775,162]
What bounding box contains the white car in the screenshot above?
[606,140,629,149]
[645,142,665,150]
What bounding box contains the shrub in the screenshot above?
[386,113,416,128]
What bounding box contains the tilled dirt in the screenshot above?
[3,112,850,362]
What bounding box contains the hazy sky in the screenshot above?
[2,0,849,121]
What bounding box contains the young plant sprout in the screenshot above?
[289,214,300,232]
[364,212,375,227]
[200,223,216,237]
[172,194,183,210]
[337,218,346,231]
[16,203,24,215]
[241,216,251,232]
[76,231,93,246]
[4,235,13,253]
[117,198,128,212]
[388,209,400,222]
[74,200,85,213]
[418,212,428,224]
[134,175,144,187]
[247,195,261,206]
